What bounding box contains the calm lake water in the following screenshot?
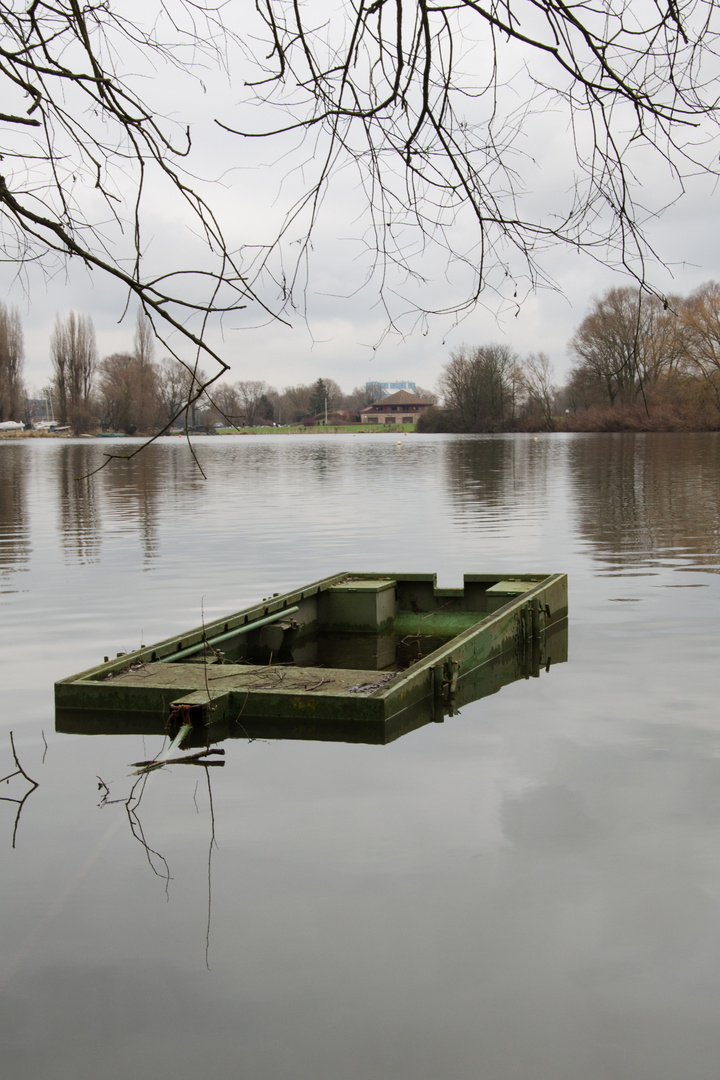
[2,432,720,1080]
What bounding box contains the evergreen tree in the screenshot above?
[309,379,328,417]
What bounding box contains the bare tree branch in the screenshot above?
[227,0,720,333]
[2,0,720,450]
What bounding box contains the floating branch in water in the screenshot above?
[131,749,225,772]
[130,723,225,774]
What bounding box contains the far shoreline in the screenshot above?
[4,416,720,440]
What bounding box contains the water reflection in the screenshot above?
[5,441,202,570]
[0,446,31,590]
[443,436,556,532]
[5,434,720,1080]
[100,453,165,565]
[568,433,720,573]
[0,731,39,848]
[81,446,177,565]
[4,435,720,589]
[57,446,102,564]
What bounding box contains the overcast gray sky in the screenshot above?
[3,0,718,399]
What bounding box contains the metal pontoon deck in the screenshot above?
[55,571,568,741]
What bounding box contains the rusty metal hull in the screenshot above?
[55,571,568,739]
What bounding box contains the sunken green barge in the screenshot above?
[55,571,568,740]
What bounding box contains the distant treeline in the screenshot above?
[419,283,720,433]
[3,306,435,433]
[5,283,720,434]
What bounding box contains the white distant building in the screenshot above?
[366,381,417,398]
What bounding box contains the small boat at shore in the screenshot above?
[56,571,568,742]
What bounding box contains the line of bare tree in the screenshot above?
[426,345,556,433]
[4,310,436,433]
[0,303,24,422]
[1,308,211,433]
[565,284,720,425]
[8,280,720,435]
[425,283,720,433]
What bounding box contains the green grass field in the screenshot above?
[214,423,417,435]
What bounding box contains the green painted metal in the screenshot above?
[57,619,568,746]
[164,606,300,662]
[55,571,568,738]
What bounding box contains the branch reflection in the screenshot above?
[1,731,40,848]
[57,621,566,964]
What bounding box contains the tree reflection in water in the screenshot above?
[0,732,39,848]
[567,433,720,572]
[95,727,223,967]
[57,617,566,964]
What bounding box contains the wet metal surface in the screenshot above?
[55,571,567,730]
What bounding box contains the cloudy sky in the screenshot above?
[3,0,719,399]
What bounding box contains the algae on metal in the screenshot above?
[55,571,568,738]
[58,619,568,746]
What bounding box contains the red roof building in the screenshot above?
[360,390,434,425]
